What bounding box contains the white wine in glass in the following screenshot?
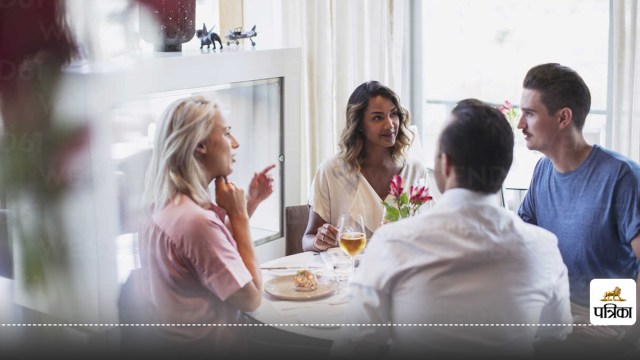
[337,213,367,285]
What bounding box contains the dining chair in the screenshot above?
[284,205,309,256]
[117,268,160,351]
[118,268,156,324]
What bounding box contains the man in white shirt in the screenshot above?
[334,99,573,358]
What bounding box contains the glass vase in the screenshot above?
[138,0,196,52]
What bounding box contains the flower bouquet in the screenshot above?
[381,175,433,223]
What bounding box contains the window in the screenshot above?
[109,70,292,283]
[110,78,282,238]
[420,0,609,209]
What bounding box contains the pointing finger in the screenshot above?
[260,164,276,175]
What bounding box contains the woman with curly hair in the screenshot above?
[302,81,434,252]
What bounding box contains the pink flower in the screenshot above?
[389,174,403,198]
[499,100,512,112]
[497,100,519,129]
[409,186,433,204]
[382,175,433,223]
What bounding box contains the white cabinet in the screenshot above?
[12,47,302,325]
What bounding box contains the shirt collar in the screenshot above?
[437,188,501,208]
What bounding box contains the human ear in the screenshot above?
[558,107,573,129]
[195,142,207,155]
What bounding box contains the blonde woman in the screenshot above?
[139,95,274,354]
[303,81,434,252]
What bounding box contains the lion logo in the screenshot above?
[601,286,626,302]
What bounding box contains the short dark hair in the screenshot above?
[338,81,412,172]
[439,99,514,193]
[523,63,591,130]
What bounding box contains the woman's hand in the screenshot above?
[247,164,276,216]
[215,176,248,219]
[313,223,339,251]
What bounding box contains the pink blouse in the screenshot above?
[139,194,253,352]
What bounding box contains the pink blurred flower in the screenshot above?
[389,175,404,198]
[409,185,433,204]
[497,100,519,129]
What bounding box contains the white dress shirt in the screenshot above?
[335,188,573,358]
[309,155,435,236]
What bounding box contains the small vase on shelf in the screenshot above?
[138,0,196,52]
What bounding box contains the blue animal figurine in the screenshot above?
[196,23,223,50]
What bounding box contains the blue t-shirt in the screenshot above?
[518,145,640,306]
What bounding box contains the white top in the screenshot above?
[308,155,433,236]
[334,189,573,357]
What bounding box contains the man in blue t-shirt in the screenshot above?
[517,63,640,356]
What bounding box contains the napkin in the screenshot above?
[262,252,328,271]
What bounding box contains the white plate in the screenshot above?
[264,275,340,301]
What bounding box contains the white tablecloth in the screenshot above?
[247,251,351,341]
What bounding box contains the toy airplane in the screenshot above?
[226,25,257,46]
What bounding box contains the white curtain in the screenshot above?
[279,0,409,201]
[611,0,640,163]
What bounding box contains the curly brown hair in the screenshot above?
[338,81,413,172]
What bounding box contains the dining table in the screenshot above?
[247,250,353,342]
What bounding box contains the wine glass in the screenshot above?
[381,206,390,226]
[337,213,367,286]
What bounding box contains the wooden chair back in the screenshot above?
[285,205,309,256]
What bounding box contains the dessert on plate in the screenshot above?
[293,269,318,291]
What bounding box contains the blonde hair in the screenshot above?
[142,96,218,212]
[338,81,413,172]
